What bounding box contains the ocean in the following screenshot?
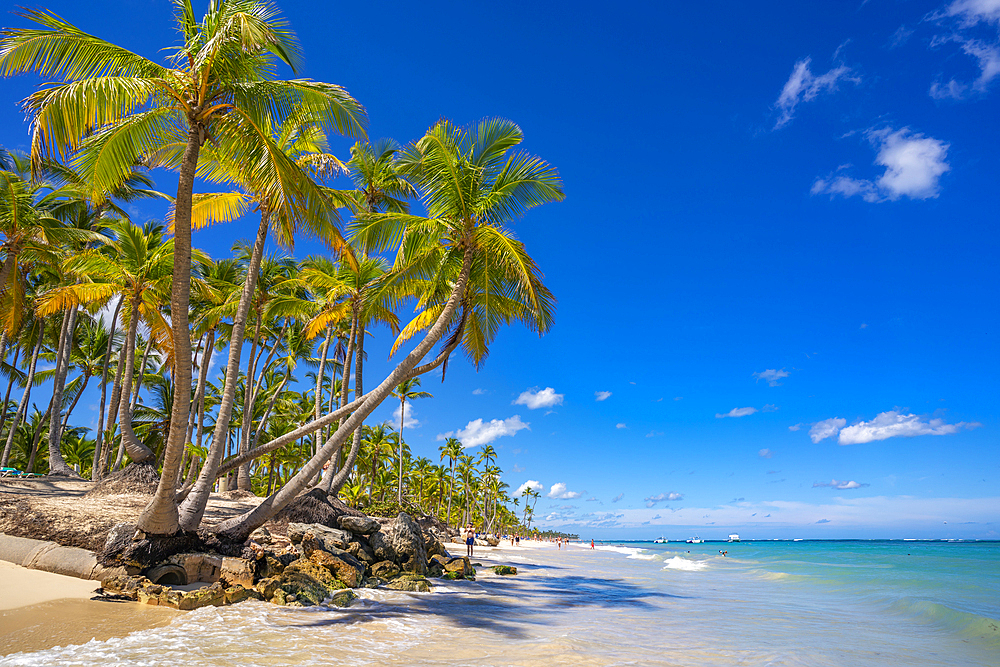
[2,539,997,666]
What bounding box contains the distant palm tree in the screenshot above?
[391,376,432,502]
[439,437,463,527]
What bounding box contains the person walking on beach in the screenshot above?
[591,539,595,550]
[465,523,476,557]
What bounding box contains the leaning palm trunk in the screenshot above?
[46,308,79,477]
[396,394,406,502]
[212,250,473,541]
[313,326,331,453]
[177,214,268,531]
[235,317,262,491]
[136,128,200,536]
[100,334,128,475]
[117,297,156,463]
[186,329,215,448]
[0,335,41,468]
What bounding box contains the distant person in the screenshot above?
[515,535,520,546]
[591,539,595,550]
[465,523,476,557]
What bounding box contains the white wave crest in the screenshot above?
[662,556,707,571]
[627,552,657,560]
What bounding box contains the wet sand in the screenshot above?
[0,561,180,656]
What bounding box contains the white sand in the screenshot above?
[0,560,99,611]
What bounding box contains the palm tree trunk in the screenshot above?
[178,212,268,530]
[184,332,206,444]
[329,321,364,496]
[397,396,405,503]
[1,334,41,468]
[313,325,331,453]
[0,252,18,298]
[96,301,125,477]
[129,333,154,411]
[236,316,263,491]
[448,461,456,528]
[60,373,90,435]
[116,297,156,464]
[0,343,21,444]
[186,329,214,447]
[46,307,80,477]
[214,247,474,541]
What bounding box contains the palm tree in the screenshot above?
[439,437,463,527]
[1,0,365,535]
[391,376,432,502]
[213,118,561,540]
[37,220,177,466]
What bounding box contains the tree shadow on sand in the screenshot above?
[283,572,687,639]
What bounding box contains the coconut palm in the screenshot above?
[391,376,432,502]
[439,437,463,527]
[1,0,365,535]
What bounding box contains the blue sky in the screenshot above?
[1,0,997,539]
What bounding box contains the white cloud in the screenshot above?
[611,493,624,503]
[812,128,950,203]
[759,448,774,459]
[774,57,858,128]
[789,424,802,431]
[616,423,627,429]
[547,482,583,500]
[515,480,543,496]
[716,407,758,419]
[754,368,790,386]
[940,0,1000,25]
[391,400,420,429]
[644,492,683,507]
[837,411,981,445]
[809,418,847,443]
[813,479,869,490]
[595,390,612,402]
[437,415,530,448]
[472,388,486,395]
[763,404,779,413]
[513,387,564,410]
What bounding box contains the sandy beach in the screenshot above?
[0,560,180,656]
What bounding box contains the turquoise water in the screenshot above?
[2,539,997,666]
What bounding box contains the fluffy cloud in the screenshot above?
[391,400,420,430]
[813,479,870,490]
[809,418,847,443]
[472,388,486,395]
[759,448,774,459]
[513,387,564,410]
[438,415,530,448]
[812,128,950,202]
[616,423,627,429]
[595,390,612,402]
[515,480,543,496]
[774,57,858,128]
[754,368,790,386]
[611,493,624,503]
[644,492,683,507]
[838,411,980,445]
[789,424,802,431]
[547,482,583,500]
[716,407,758,418]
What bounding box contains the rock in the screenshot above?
[255,576,282,600]
[220,557,256,588]
[309,549,363,588]
[260,556,285,579]
[280,558,347,606]
[337,515,380,535]
[224,585,262,605]
[360,576,385,588]
[474,538,490,547]
[288,523,351,551]
[100,574,150,599]
[381,513,427,574]
[492,565,517,576]
[346,539,375,564]
[385,574,431,592]
[485,536,500,547]
[326,589,357,608]
[137,583,163,605]
[177,585,225,610]
[442,556,474,579]
[422,530,448,559]
[368,530,395,563]
[370,560,400,579]
[249,526,272,544]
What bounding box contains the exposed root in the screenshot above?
[86,463,160,497]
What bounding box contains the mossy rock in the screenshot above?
[442,571,462,580]
[326,589,357,608]
[279,558,347,606]
[385,574,431,592]
[492,565,518,576]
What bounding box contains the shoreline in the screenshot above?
[0,561,180,656]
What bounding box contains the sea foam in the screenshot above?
[662,556,707,571]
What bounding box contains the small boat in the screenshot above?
[686,536,703,544]
[728,533,740,542]
[653,536,667,543]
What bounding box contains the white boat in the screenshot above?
[686,536,702,544]
[728,533,740,542]
[653,536,667,543]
